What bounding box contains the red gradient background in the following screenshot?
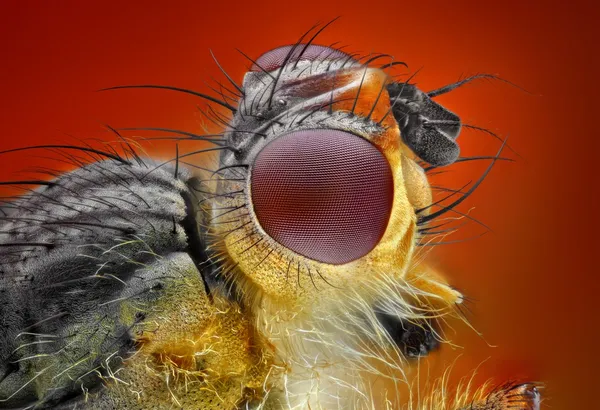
[0,1,596,408]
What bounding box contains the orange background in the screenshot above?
[0,1,596,408]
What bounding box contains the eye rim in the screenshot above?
[247,127,395,265]
[251,44,355,73]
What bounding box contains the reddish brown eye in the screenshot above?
[251,45,352,72]
[250,129,394,265]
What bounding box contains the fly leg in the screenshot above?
[458,382,542,410]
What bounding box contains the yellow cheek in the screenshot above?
[401,154,433,214]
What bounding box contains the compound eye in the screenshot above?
[250,129,394,265]
[251,45,352,72]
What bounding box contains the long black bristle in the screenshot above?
[0,145,131,165]
[418,137,508,225]
[0,180,57,187]
[99,84,237,113]
[292,17,341,70]
[209,50,245,97]
[427,73,531,98]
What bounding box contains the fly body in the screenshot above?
[0,23,540,410]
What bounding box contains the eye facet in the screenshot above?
[250,129,394,265]
[251,45,352,72]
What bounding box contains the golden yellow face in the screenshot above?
[174,44,469,407]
